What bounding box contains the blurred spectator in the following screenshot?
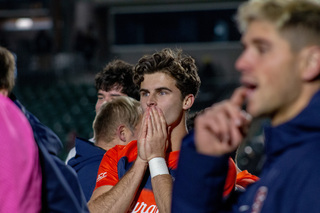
[0,45,89,212]
[172,1,320,212]
[0,92,41,212]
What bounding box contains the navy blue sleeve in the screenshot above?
[172,130,230,213]
[13,96,89,212]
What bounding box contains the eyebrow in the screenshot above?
[252,38,271,46]
[242,37,271,47]
[110,94,121,97]
[97,92,122,96]
[140,87,172,93]
[139,88,149,93]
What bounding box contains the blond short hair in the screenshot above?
[93,96,142,143]
[236,0,320,51]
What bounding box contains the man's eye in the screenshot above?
[140,92,149,97]
[97,96,103,100]
[257,45,269,54]
[159,91,167,95]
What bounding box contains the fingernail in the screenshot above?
[235,119,242,126]
[241,110,252,121]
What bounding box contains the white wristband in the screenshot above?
[148,157,169,178]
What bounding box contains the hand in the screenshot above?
[194,87,251,156]
[137,106,168,161]
[137,109,149,162]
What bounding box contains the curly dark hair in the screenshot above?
[133,48,201,99]
[95,59,140,100]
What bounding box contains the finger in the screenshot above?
[150,106,160,132]
[229,122,244,150]
[222,102,245,128]
[156,107,167,135]
[241,110,252,123]
[205,103,235,142]
[195,111,224,142]
[149,107,156,135]
[230,87,247,107]
[141,110,148,126]
[238,110,252,135]
[217,96,250,129]
[147,110,153,137]
[138,111,148,143]
[215,111,232,143]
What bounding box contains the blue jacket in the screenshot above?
[12,95,89,213]
[172,90,320,213]
[68,137,106,201]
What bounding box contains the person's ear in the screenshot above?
[182,94,195,110]
[116,125,127,142]
[302,46,320,81]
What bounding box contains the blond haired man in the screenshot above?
[68,96,142,201]
[173,0,320,212]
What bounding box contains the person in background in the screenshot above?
[65,59,139,163]
[172,0,320,212]
[88,48,238,213]
[68,96,143,201]
[94,59,140,112]
[0,46,89,212]
[0,46,42,213]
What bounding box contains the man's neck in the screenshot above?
[168,115,188,152]
[95,139,118,151]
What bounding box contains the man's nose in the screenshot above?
[235,49,252,74]
[146,94,157,107]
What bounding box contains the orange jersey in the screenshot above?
[236,170,259,189]
[95,140,237,212]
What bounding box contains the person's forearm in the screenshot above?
[152,174,173,213]
[88,158,148,213]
